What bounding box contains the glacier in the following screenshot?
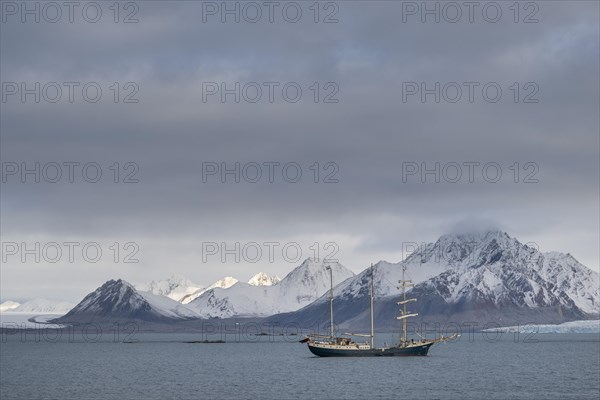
[483,320,600,334]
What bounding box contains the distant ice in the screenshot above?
[0,312,67,329]
[483,320,600,334]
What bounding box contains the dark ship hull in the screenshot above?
[307,342,434,357]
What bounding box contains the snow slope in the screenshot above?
[138,290,199,319]
[180,276,239,304]
[137,274,204,302]
[9,299,75,314]
[539,252,599,314]
[0,301,21,312]
[187,258,355,318]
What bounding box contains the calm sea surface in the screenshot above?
[1,332,599,400]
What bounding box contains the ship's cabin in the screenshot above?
[335,337,353,346]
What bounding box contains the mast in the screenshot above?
[326,265,334,338]
[398,265,416,344]
[370,264,375,349]
[402,266,407,342]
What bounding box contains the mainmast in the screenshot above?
[397,265,417,344]
[326,265,334,338]
[370,264,375,349]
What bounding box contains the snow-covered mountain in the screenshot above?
[37,230,599,328]
[180,276,238,304]
[6,299,75,314]
[54,279,199,323]
[269,231,600,329]
[0,300,21,312]
[137,274,204,302]
[186,258,355,318]
[408,231,599,317]
[248,272,280,286]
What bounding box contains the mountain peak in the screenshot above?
[108,278,134,288]
[97,279,137,296]
[405,230,520,269]
[280,258,353,285]
[299,257,321,266]
[248,272,281,286]
[138,275,204,302]
[210,276,239,288]
[437,229,509,244]
[295,257,343,271]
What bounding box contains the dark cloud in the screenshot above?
[1,1,598,301]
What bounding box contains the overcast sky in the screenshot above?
[1,1,598,302]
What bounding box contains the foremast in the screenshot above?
[397,265,417,344]
[321,264,375,348]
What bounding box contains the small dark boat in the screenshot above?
[304,264,457,357]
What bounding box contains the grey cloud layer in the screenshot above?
[1,1,598,300]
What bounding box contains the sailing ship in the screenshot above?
[303,264,458,357]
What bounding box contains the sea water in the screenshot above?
[1,332,598,399]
